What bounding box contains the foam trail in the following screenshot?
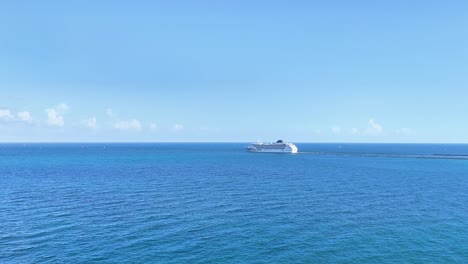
[296,151,468,160]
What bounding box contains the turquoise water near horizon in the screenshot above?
[1,143,467,263]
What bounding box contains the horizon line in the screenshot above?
[1,141,468,145]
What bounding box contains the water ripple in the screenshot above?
[1,143,467,263]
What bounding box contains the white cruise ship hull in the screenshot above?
[245,141,298,153]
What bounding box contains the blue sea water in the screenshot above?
[1,143,467,263]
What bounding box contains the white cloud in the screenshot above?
[107,109,141,131]
[46,108,64,127]
[84,117,97,129]
[0,109,33,124]
[0,109,14,121]
[173,124,184,131]
[114,119,141,130]
[45,103,68,127]
[17,111,32,122]
[149,123,158,131]
[366,119,383,134]
[331,126,341,135]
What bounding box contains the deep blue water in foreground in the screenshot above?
[1,143,468,263]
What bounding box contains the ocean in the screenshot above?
[1,143,467,263]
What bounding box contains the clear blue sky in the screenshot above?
[1,1,467,142]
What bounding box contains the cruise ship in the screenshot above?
[245,140,298,153]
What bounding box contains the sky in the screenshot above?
[1,1,467,142]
